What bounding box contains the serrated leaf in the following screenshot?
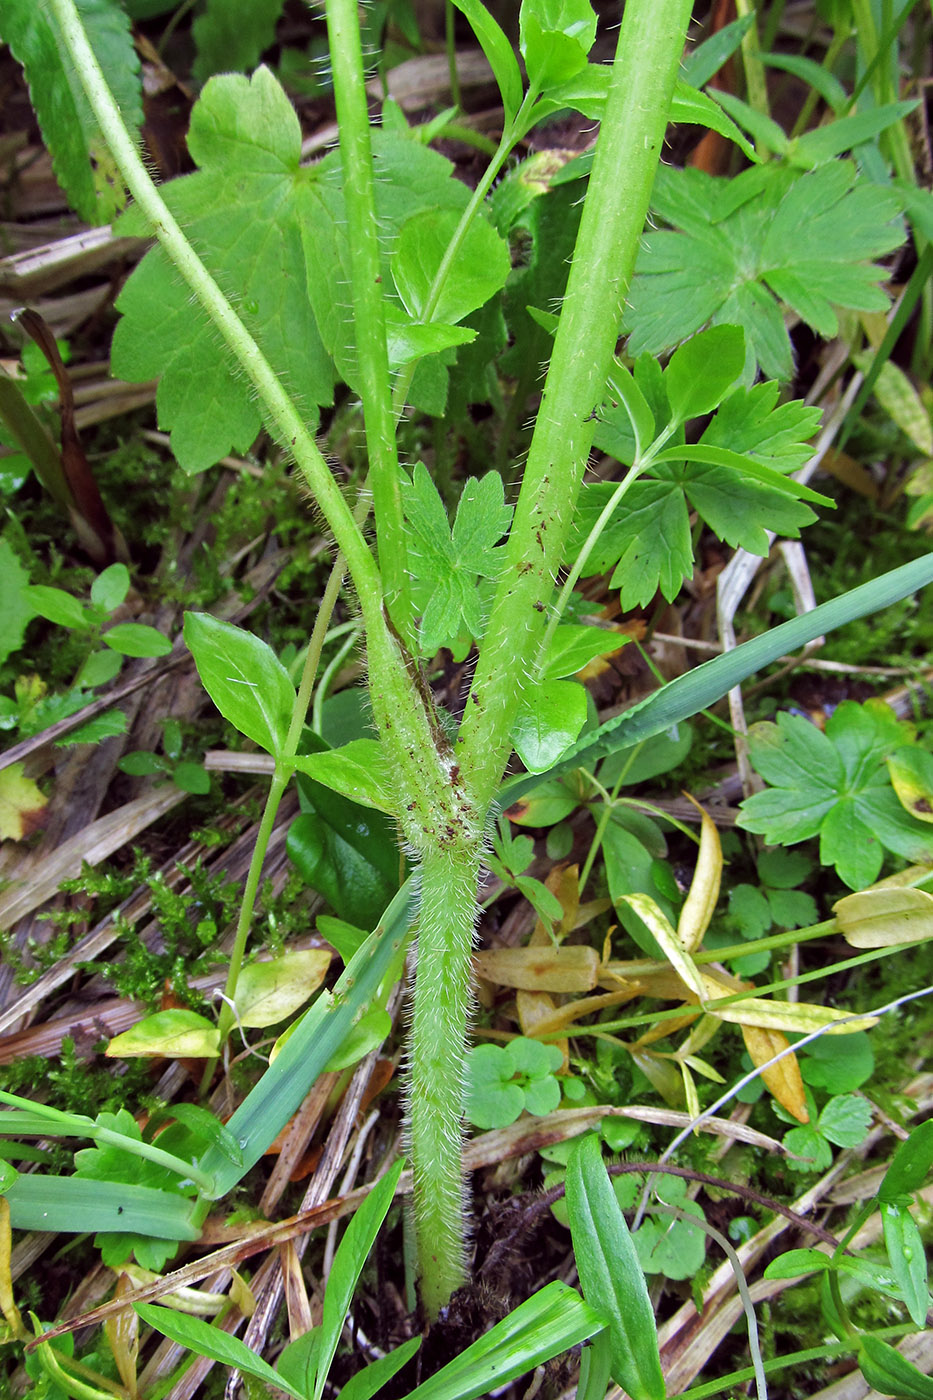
[106,1010,221,1059]
[0,0,142,223]
[191,0,286,82]
[625,161,904,382]
[566,1136,664,1400]
[404,464,512,653]
[0,764,47,842]
[235,950,332,1029]
[739,703,933,889]
[184,612,295,757]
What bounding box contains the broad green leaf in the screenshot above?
[135,1305,305,1399]
[191,0,286,82]
[0,0,142,223]
[106,1010,221,1059]
[276,1331,319,1399]
[739,703,933,889]
[385,312,475,369]
[880,1119,933,1202]
[184,612,295,758]
[451,0,523,121]
[603,822,670,959]
[540,624,631,680]
[511,679,588,773]
[834,886,933,947]
[663,325,746,424]
[24,585,90,631]
[0,538,34,666]
[102,623,172,658]
[881,1202,928,1326]
[599,724,693,787]
[0,1160,18,1192]
[817,1094,872,1148]
[393,208,510,325]
[501,554,933,806]
[401,1280,605,1400]
[520,0,598,92]
[800,1030,874,1094]
[669,80,756,163]
[90,563,130,613]
[624,161,904,382]
[235,950,332,1029]
[3,1175,200,1239]
[859,1335,933,1400]
[113,66,334,472]
[322,1008,392,1072]
[783,1125,833,1173]
[317,914,369,964]
[315,1164,404,1400]
[292,739,395,814]
[566,1135,664,1400]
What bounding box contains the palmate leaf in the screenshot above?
[191,0,286,82]
[738,701,933,889]
[0,0,142,224]
[624,160,904,381]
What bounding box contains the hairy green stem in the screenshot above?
[458,0,694,812]
[325,0,412,640]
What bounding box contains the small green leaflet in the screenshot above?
[403,464,513,655]
[624,160,904,382]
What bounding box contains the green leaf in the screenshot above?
[62,709,128,746]
[663,325,746,424]
[520,0,597,92]
[24,585,91,631]
[681,14,754,89]
[511,679,588,773]
[887,744,933,825]
[540,624,631,680]
[102,623,172,658]
[113,66,334,472]
[0,538,35,666]
[800,1031,873,1094]
[235,950,332,1029]
[669,80,757,163]
[817,1094,872,1148]
[184,612,295,758]
[566,1135,664,1400]
[191,0,286,82]
[3,1174,200,1239]
[404,464,513,654]
[451,0,523,121]
[625,161,904,382]
[783,1125,833,1173]
[792,100,919,168]
[336,1337,422,1400]
[401,1280,605,1400]
[292,739,395,814]
[881,1202,928,1327]
[134,1305,306,1400]
[739,702,933,889]
[859,1335,933,1400]
[315,1163,404,1400]
[880,1119,933,1201]
[0,0,142,223]
[106,1009,221,1059]
[90,563,130,613]
[322,1008,392,1073]
[393,208,510,325]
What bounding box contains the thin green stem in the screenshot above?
[47,0,378,612]
[325,0,412,641]
[458,0,694,813]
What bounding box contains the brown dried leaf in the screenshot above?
[0,762,47,841]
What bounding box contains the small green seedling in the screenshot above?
[466,1037,564,1129]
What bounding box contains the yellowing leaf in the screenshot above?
[741,1025,808,1123]
[105,1274,139,1398]
[703,977,877,1034]
[235,949,331,1028]
[677,796,722,952]
[620,892,706,1000]
[887,747,933,825]
[473,945,600,993]
[0,1199,24,1342]
[834,886,933,947]
[106,1009,221,1059]
[0,763,47,841]
[853,352,933,456]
